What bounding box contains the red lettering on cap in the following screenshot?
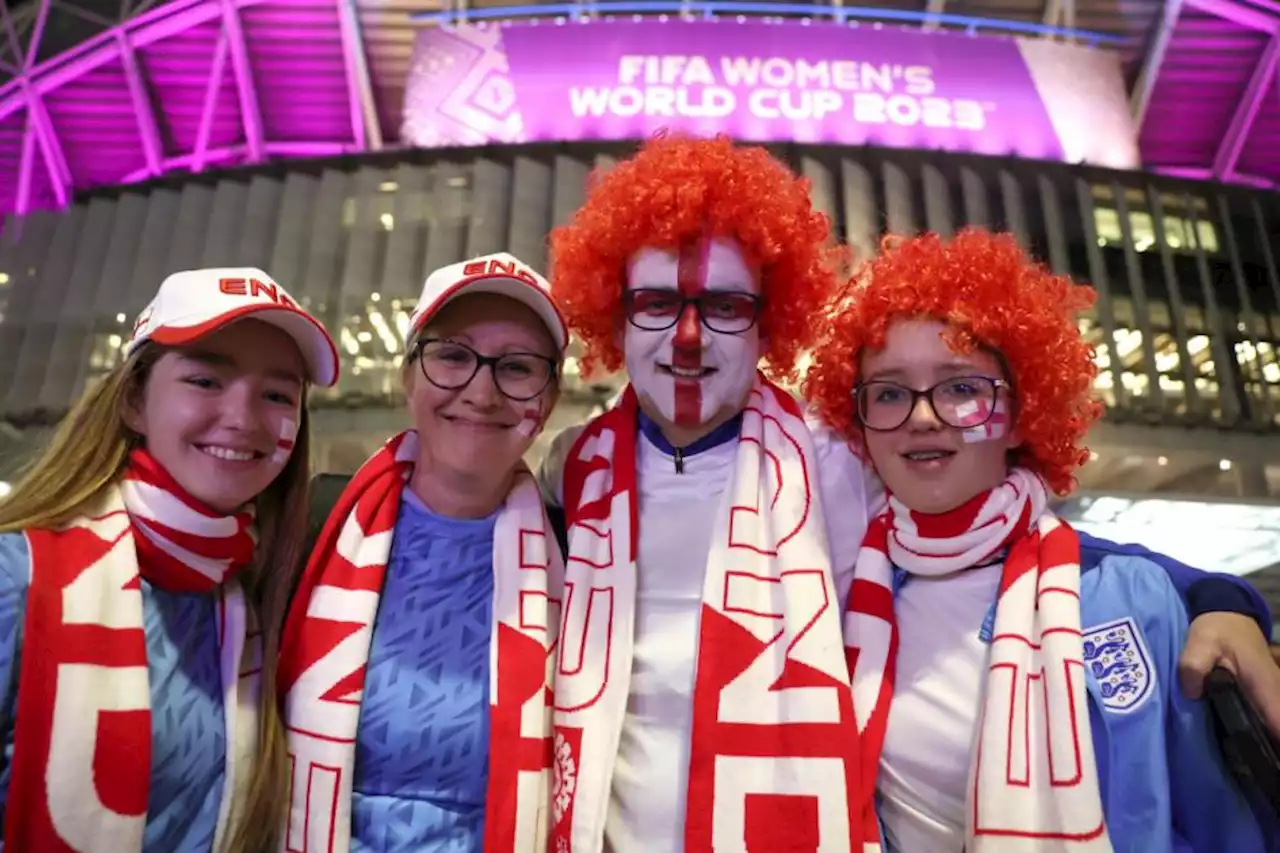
[463,261,487,276]
[131,308,152,338]
[486,259,537,285]
[221,276,298,309]
[249,279,278,302]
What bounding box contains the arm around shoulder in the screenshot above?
[1076,531,1271,636]
[1089,553,1271,851]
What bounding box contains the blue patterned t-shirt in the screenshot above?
[351,487,496,853]
[0,531,227,852]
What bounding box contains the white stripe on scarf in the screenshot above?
[279,430,561,853]
[553,377,864,853]
[844,469,1113,852]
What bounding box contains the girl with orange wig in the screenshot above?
[804,228,1273,852]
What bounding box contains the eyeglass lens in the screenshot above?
[624,288,760,334]
[418,339,554,402]
[857,377,1002,431]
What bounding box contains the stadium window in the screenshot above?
[1092,200,1220,255]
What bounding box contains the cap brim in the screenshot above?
[413,274,569,351]
[148,304,341,387]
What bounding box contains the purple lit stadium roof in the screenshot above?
[1134,0,1280,188]
[0,0,1275,223]
[0,0,371,218]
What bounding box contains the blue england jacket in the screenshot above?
[880,531,1276,852]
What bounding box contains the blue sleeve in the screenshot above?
[1077,530,1271,640]
[0,532,32,824]
[1135,559,1271,851]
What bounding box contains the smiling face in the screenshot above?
[623,237,761,444]
[860,319,1020,515]
[406,292,561,492]
[123,318,306,513]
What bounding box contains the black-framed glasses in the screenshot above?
[413,338,557,402]
[622,288,762,335]
[854,376,1012,432]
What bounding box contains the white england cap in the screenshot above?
[409,252,569,352]
[126,267,340,387]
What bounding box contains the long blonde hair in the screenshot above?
[0,343,309,853]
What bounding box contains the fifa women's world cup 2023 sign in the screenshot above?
[401,18,1141,170]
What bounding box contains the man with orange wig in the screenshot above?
[538,135,1277,853]
[541,133,876,853]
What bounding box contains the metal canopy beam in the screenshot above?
[117,31,164,178]
[1042,0,1075,33]
[22,82,70,208]
[1185,0,1279,33]
[14,110,37,214]
[1213,33,1280,180]
[335,0,382,150]
[24,0,51,71]
[922,0,946,32]
[1131,0,1185,131]
[0,2,25,68]
[192,27,229,173]
[220,0,264,163]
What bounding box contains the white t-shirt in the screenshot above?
[538,410,882,852]
[877,562,1002,853]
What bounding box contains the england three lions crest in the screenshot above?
[1082,617,1155,714]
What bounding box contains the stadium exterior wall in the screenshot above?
[1,140,1278,441]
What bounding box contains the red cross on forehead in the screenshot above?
[676,236,714,297]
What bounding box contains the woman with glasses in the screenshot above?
[804,229,1270,852]
[277,252,565,853]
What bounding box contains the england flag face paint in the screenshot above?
[515,402,545,439]
[955,398,1010,444]
[623,237,761,429]
[272,417,298,465]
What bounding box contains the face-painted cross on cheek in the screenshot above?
[672,236,712,428]
[516,400,547,439]
[955,399,1010,444]
[272,417,298,465]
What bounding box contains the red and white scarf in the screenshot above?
[553,376,863,853]
[277,430,562,853]
[844,468,1113,852]
[5,449,262,853]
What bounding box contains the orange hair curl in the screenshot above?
[549,133,843,379]
[803,228,1103,496]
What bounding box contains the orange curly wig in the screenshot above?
[803,228,1103,495]
[549,132,842,379]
